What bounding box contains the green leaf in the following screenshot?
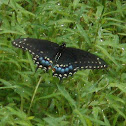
[57,84,77,108]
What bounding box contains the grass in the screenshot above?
[0,0,126,125]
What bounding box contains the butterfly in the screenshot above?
[12,38,107,79]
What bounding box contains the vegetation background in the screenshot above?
[0,0,126,125]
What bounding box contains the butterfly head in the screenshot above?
[60,43,66,48]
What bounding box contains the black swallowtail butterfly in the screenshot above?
[12,38,107,79]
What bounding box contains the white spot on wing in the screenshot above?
[56,64,59,67]
[69,72,72,75]
[89,66,92,68]
[60,64,63,67]
[85,66,88,68]
[36,62,39,64]
[59,74,62,77]
[33,58,37,60]
[43,67,47,71]
[76,67,79,69]
[36,55,39,58]
[64,74,67,76]
[39,65,42,68]
[47,58,50,61]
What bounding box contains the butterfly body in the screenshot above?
[12,38,107,79]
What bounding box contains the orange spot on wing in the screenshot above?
[48,66,52,69]
[52,68,56,72]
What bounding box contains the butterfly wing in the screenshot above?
[13,38,107,79]
[12,38,59,71]
[53,47,107,79]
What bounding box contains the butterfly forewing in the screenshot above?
[13,38,59,71]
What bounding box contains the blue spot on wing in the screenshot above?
[65,68,69,72]
[42,60,46,65]
[69,65,73,70]
[61,69,65,73]
[57,67,61,72]
[39,57,43,60]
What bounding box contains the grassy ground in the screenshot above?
[0,0,126,125]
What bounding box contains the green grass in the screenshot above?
[0,0,126,125]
